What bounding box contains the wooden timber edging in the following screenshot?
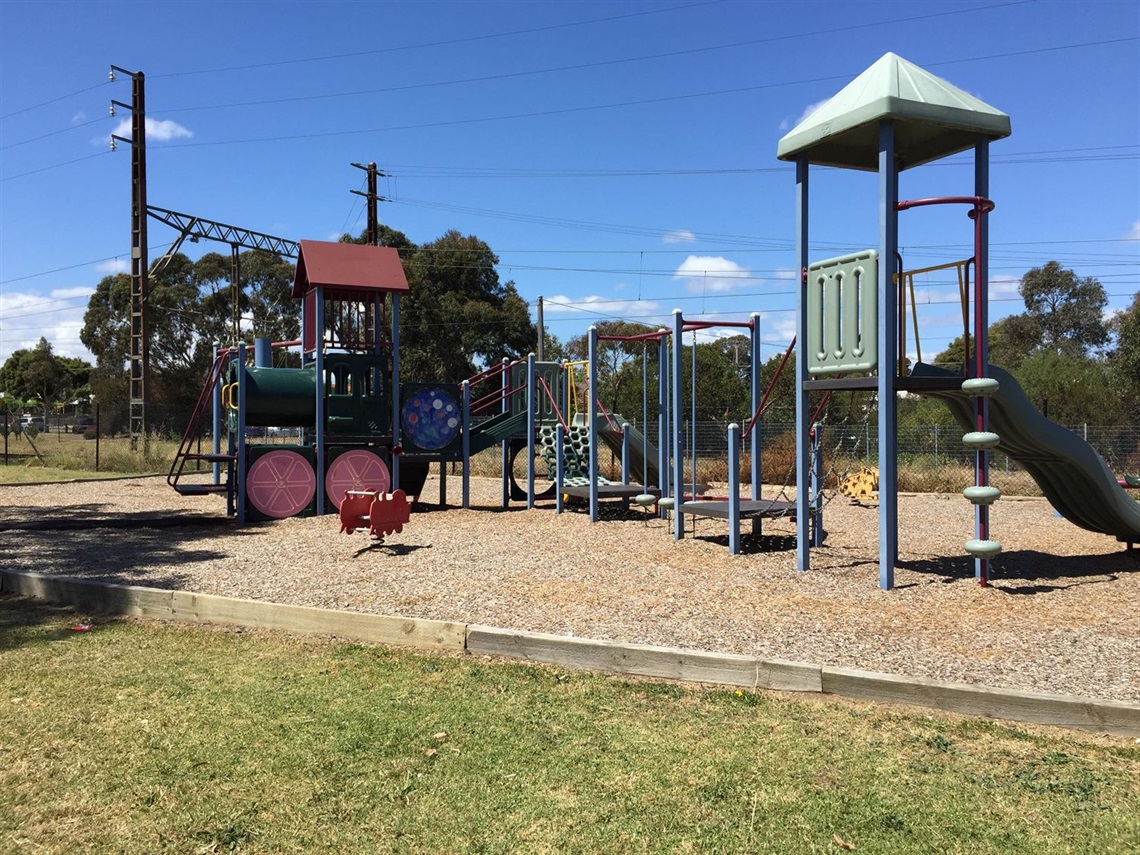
[3,570,1137,738]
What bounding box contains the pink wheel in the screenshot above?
[325,449,391,509]
[246,450,316,519]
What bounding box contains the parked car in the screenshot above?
[20,416,46,431]
[73,416,95,434]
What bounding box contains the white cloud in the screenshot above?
[109,116,193,142]
[94,259,129,275]
[779,98,828,131]
[662,229,696,244]
[773,267,797,281]
[672,256,753,294]
[989,274,1021,301]
[1125,221,1140,242]
[71,111,87,124]
[0,288,95,364]
[541,294,665,322]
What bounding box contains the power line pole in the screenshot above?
[350,162,388,245]
[111,65,149,451]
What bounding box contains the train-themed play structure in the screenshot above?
[167,53,1140,590]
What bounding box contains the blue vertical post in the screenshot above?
[621,424,631,510]
[658,330,669,517]
[794,157,811,572]
[811,423,824,547]
[314,290,326,515]
[671,309,685,540]
[555,423,565,514]
[728,423,741,555]
[877,120,900,590]
[501,357,511,508]
[390,293,401,492]
[236,344,248,525]
[526,353,536,509]
[587,328,599,522]
[749,313,761,500]
[254,337,271,368]
[462,380,471,509]
[212,342,222,486]
[975,139,992,583]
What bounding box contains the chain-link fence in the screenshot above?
[469,420,1140,498]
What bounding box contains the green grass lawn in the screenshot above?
[2,594,1137,854]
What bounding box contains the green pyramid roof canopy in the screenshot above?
[777,53,1010,171]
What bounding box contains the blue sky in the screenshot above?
[1,0,1137,369]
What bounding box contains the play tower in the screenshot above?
[777,53,1011,589]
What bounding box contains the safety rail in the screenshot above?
[167,349,236,496]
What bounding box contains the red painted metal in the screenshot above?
[291,240,409,300]
[538,376,568,430]
[246,450,317,519]
[339,488,411,539]
[325,449,390,510]
[743,336,795,439]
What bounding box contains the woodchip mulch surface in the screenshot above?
[2,474,1138,704]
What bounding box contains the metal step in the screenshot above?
[182,453,236,463]
[173,484,230,496]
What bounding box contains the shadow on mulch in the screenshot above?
[0,505,244,592]
[899,548,1139,594]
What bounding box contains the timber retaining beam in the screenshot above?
[2,570,1137,737]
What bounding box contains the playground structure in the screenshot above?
[778,51,1140,589]
[164,52,1140,583]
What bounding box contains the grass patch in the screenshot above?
[2,595,1138,853]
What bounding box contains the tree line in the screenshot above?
[1,244,1136,442]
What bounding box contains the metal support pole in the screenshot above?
[390,293,401,491]
[794,157,811,571]
[212,342,222,485]
[749,313,761,500]
[527,353,536,509]
[536,296,545,361]
[501,357,511,508]
[658,330,670,517]
[236,344,248,525]
[877,120,900,590]
[621,424,631,510]
[728,423,741,555]
[462,381,471,509]
[672,309,685,539]
[314,292,326,515]
[974,139,992,585]
[811,423,824,547]
[555,423,565,514]
[587,328,599,522]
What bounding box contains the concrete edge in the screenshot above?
[3,570,1136,736]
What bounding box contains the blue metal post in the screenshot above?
[728,423,741,555]
[672,309,685,540]
[526,353,536,509]
[236,344,248,525]
[555,423,565,514]
[390,293,401,492]
[314,290,326,515]
[975,139,992,583]
[621,423,631,510]
[794,157,811,572]
[254,337,271,368]
[587,328,599,522]
[212,342,222,486]
[658,330,669,517]
[811,423,824,547]
[877,120,900,590]
[462,380,471,509]
[501,357,510,508]
[749,313,761,500]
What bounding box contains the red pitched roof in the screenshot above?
[291,240,409,299]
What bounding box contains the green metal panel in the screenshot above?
[240,365,316,426]
[806,250,878,375]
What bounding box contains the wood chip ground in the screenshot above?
[2,475,1137,703]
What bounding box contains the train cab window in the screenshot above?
[328,363,353,396]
